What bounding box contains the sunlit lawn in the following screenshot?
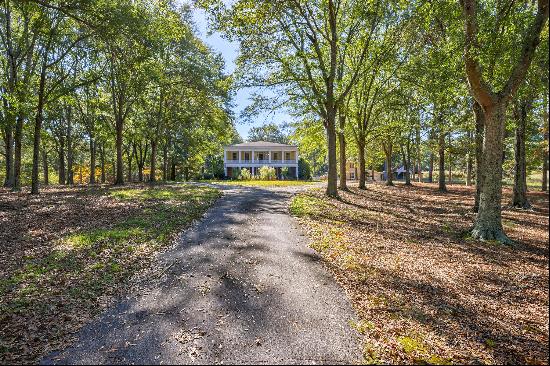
[0,184,220,364]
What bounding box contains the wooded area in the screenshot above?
[1,0,238,195]
[204,0,549,244]
[1,0,549,364]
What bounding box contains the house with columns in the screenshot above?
[224,141,299,179]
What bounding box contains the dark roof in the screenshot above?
[226,141,297,148]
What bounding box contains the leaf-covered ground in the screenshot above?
[291,183,549,365]
[0,183,220,364]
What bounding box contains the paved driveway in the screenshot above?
[42,184,362,364]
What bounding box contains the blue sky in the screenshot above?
[191,6,291,140]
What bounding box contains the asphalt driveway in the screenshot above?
[42,184,362,365]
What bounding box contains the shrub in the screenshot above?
[298,157,312,180]
[238,168,252,180]
[259,166,276,180]
[281,167,289,179]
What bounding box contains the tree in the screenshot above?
[247,122,288,144]
[460,0,548,243]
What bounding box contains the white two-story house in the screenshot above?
[224,141,299,179]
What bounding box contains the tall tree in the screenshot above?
[460,0,548,243]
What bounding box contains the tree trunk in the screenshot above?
[466,130,473,186]
[416,126,421,182]
[448,134,453,185]
[338,113,347,190]
[126,146,133,182]
[3,125,14,188]
[471,103,511,244]
[401,145,411,186]
[358,140,366,189]
[438,131,447,192]
[89,138,96,184]
[474,101,484,212]
[115,115,124,185]
[66,108,74,185]
[542,98,548,192]
[13,114,24,190]
[512,101,531,209]
[42,147,49,186]
[326,110,338,197]
[162,142,168,181]
[58,138,66,185]
[31,61,47,195]
[383,141,393,186]
[100,143,106,184]
[150,139,157,182]
[171,162,176,181]
[428,153,434,183]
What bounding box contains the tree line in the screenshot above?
[203,0,549,244]
[1,0,238,194]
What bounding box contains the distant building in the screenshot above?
[223,141,299,178]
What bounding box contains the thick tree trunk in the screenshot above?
[512,101,531,209]
[89,138,96,184]
[358,140,366,189]
[42,147,49,186]
[338,113,347,190]
[150,139,157,183]
[474,101,484,212]
[472,104,511,244]
[115,116,124,185]
[438,132,447,192]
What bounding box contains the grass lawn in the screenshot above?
[0,183,220,364]
[203,179,317,187]
[291,182,549,364]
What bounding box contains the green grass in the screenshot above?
[205,179,316,187]
[0,184,220,362]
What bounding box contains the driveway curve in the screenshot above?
[42,184,362,365]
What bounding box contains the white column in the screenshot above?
[224,166,227,177]
[251,149,254,164]
[268,150,271,163]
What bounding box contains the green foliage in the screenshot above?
[247,123,289,143]
[298,158,312,180]
[258,165,276,180]
[238,168,252,180]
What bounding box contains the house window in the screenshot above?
[259,153,264,160]
[244,152,250,161]
[232,152,237,160]
[350,171,355,180]
[285,152,291,160]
